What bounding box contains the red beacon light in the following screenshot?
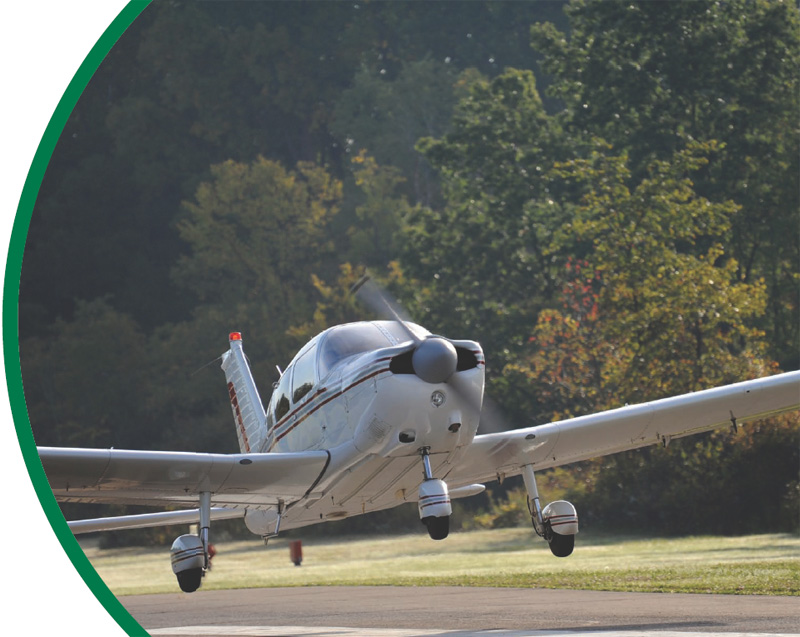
[229,332,242,342]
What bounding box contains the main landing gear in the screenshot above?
[170,492,212,593]
[521,464,579,557]
[418,447,451,540]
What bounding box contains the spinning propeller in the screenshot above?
[351,273,510,433]
[351,274,458,384]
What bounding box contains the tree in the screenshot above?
[172,156,342,366]
[345,151,416,268]
[402,68,566,369]
[331,58,461,207]
[531,0,800,368]
[504,142,796,534]
[547,142,767,398]
[505,257,609,421]
[286,263,370,346]
[21,300,150,449]
[508,142,771,409]
[20,1,569,340]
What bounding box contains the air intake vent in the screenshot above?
[389,346,478,374]
[456,347,478,371]
[389,350,415,374]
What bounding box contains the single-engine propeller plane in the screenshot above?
[36,282,800,593]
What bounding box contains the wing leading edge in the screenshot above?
[38,447,330,508]
[446,370,800,487]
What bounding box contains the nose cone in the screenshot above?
[412,337,458,384]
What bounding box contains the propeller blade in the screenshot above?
[351,274,421,345]
[352,272,510,432]
[477,392,514,434]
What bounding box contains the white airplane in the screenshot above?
[38,299,800,593]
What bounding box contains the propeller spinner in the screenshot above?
[352,273,507,432]
[352,274,456,384]
[412,337,458,384]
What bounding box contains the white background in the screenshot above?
[2,2,131,634]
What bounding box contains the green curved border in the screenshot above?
[4,2,153,635]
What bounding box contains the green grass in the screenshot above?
[80,529,800,597]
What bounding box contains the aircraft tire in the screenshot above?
[176,567,203,593]
[423,515,449,540]
[548,532,574,557]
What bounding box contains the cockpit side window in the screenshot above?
[273,369,291,422]
[291,345,317,403]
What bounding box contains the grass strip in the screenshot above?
[78,529,799,597]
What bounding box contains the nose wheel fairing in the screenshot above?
[418,446,452,540]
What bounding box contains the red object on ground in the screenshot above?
[289,539,302,566]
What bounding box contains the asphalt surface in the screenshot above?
[121,586,800,636]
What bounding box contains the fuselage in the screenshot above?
[244,321,485,534]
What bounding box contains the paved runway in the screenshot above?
[121,586,800,637]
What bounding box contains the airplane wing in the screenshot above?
[445,370,800,487]
[38,447,330,509]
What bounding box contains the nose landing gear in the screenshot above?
[418,446,451,540]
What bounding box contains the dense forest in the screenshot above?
[19,0,799,538]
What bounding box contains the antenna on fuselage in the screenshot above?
[190,355,224,377]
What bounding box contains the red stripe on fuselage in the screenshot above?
[269,364,391,450]
[269,350,484,450]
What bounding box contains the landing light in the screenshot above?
[431,390,446,408]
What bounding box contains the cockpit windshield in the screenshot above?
[318,324,388,377]
[317,321,428,377]
[379,320,428,344]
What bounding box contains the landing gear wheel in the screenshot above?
[176,567,203,593]
[548,532,574,558]
[423,515,450,540]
